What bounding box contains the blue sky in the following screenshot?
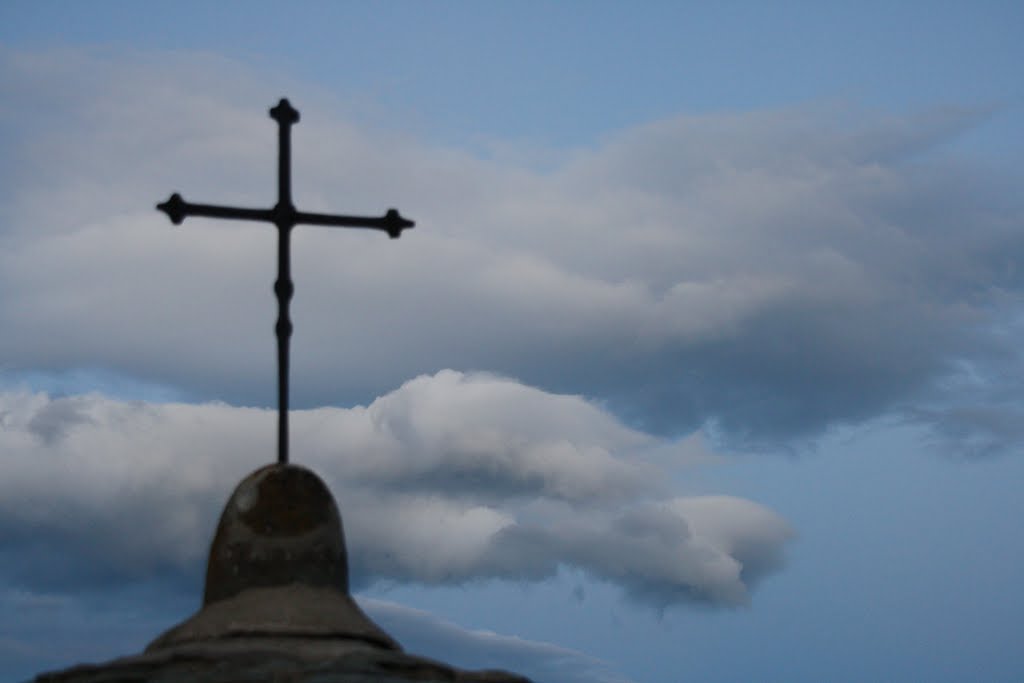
[1,2,1023,682]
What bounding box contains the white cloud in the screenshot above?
[0,371,791,607]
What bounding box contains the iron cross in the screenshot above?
[157,98,414,466]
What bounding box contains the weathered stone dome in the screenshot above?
[205,463,352,602]
[146,463,398,652]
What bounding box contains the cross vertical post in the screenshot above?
[270,99,299,466]
[157,98,414,465]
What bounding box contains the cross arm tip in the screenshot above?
[384,208,415,239]
[157,192,187,225]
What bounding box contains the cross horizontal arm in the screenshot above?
[157,193,274,226]
[294,208,415,238]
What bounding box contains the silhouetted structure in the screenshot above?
[32,101,528,683]
[157,98,414,466]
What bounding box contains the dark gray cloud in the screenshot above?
[0,373,791,607]
[3,49,1021,449]
[906,317,1024,459]
[25,396,95,444]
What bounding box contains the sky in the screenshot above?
[1,2,1022,682]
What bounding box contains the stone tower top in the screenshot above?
[207,463,350,602]
[146,464,399,652]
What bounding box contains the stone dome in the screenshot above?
[204,463,351,603]
[146,463,398,651]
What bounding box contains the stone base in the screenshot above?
[33,638,531,683]
[146,584,400,652]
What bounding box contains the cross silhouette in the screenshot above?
[157,98,414,465]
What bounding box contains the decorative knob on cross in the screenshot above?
[157,98,414,466]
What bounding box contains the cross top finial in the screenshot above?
[157,98,414,465]
[269,98,300,125]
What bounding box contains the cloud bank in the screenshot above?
[0,371,791,608]
[2,49,1022,449]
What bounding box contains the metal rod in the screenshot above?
[275,225,293,465]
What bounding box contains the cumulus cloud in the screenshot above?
[0,371,791,607]
[2,48,1022,448]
